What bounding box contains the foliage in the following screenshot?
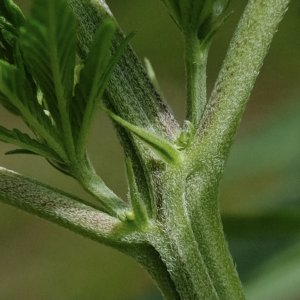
[0,0,133,217]
[161,0,230,45]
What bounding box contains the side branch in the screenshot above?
[0,167,180,299]
[0,167,122,245]
[189,0,290,167]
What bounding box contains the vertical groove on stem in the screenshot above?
[185,170,245,299]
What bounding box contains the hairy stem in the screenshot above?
[145,164,221,299]
[189,0,290,166]
[68,0,179,139]
[0,167,179,299]
[0,0,292,299]
[0,167,121,243]
[185,171,245,299]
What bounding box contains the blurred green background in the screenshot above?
[0,0,299,299]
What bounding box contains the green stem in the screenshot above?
[0,167,179,299]
[0,167,120,242]
[203,213,245,299]
[184,1,290,295]
[189,0,290,167]
[73,159,129,220]
[0,1,292,300]
[153,168,219,299]
[185,34,208,128]
[185,172,245,299]
[126,158,148,225]
[68,0,180,140]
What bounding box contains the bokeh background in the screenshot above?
[0,0,299,299]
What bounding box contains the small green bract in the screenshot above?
[161,0,230,44]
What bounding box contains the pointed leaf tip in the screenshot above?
[0,125,61,161]
[19,0,77,126]
[103,107,182,165]
[72,19,132,156]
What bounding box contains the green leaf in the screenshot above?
[0,0,25,28]
[0,59,48,126]
[175,120,195,150]
[0,60,67,161]
[160,0,182,28]
[0,59,24,112]
[0,2,23,62]
[104,107,182,165]
[72,19,116,151]
[5,148,37,155]
[47,159,72,176]
[144,58,162,94]
[19,0,77,127]
[125,158,148,226]
[0,88,20,115]
[0,16,16,38]
[72,19,132,156]
[0,125,60,161]
[0,17,24,65]
[161,0,230,44]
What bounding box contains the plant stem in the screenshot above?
[189,0,290,166]
[68,0,180,140]
[0,1,292,299]
[201,212,245,299]
[146,165,220,299]
[73,159,129,219]
[185,33,208,128]
[0,167,120,243]
[183,0,290,297]
[186,173,245,299]
[150,166,245,299]
[0,167,179,299]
